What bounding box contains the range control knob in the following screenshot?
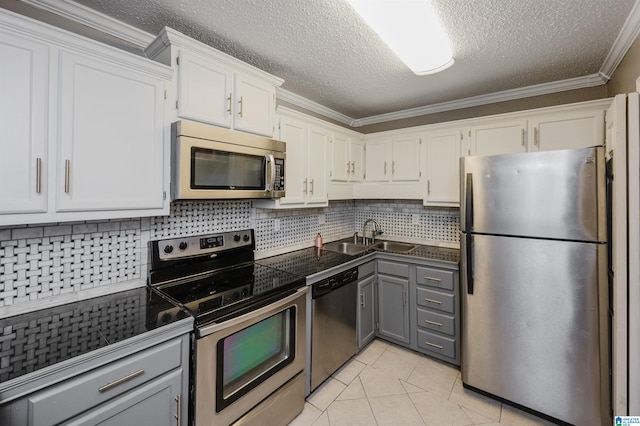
[178,242,188,251]
[163,245,174,254]
[243,234,250,242]
[234,234,241,242]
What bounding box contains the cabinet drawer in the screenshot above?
[417,329,456,359]
[359,261,375,278]
[377,260,409,278]
[28,338,183,426]
[416,287,455,314]
[416,266,454,291]
[416,308,455,336]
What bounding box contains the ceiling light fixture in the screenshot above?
[346,0,454,75]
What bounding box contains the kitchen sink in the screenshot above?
[322,242,370,256]
[372,241,417,253]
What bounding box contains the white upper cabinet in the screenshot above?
[364,135,422,182]
[56,50,167,212]
[425,128,463,206]
[176,50,233,128]
[330,132,364,183]
[234,73,276,136]
[528,108,605,151]
[364,138,391,182]
[254,108,328,209]
[392,135,421,181]
[469,119,528,156]
[0,30,49,215]
[145,28,282,138]
[0,9,172,226]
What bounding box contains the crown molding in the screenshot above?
[19,0,154,47]
[600,0,640,79]
[350,73,608,127]
[276,88,355,126]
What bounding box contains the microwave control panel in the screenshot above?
[273,158,285,191]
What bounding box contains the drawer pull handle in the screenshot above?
[425,276,442,282]
[425,341,444,350]
[98,369,144,392]
[425,298,442,305]
[425,320,443,327]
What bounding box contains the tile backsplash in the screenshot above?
[0,200,459,316]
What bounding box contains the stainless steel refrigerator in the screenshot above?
[460,146,610,426]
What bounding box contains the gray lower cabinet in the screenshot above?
[357,275,376,350]
[0,319,192,426]
[373,255,460,366]
[377,263,411,345]
[414,264,460,365]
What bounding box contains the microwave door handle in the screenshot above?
[266,154,275,193]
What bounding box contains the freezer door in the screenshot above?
[461,233,610,425]
[460,147,606,242]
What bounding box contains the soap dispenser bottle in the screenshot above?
[314,233,323,248]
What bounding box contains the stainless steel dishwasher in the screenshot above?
[310,266,359,391]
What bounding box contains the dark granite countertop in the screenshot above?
[0,286,187,385]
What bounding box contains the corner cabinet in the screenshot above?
[0,9,172,227]
[0,319,193,426]
[377,260,411,345]
[424,128,464,207]
[145,27,283,138]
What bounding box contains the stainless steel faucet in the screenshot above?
[362,219,382,245]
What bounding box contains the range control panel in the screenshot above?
[157,229,253,260]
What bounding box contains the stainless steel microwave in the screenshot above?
[172,120,285,200]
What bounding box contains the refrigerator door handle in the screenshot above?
[466,233,474,294]
[465,173,474,231]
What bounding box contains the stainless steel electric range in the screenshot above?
[147,229,307,426]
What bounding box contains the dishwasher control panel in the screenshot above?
[312,267,358,298]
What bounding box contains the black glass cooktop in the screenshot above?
[255,247,357,278]
[153,263,305,326]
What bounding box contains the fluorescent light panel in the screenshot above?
[346,0,454,75]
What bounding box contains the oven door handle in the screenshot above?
[197,286,309,338]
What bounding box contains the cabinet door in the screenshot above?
[529,109,605,151]
[306,125,328,204]
[426,129,462,206]
[177,49,233,128]
[470,119,527,156]
[377,274,410,344]
[65,370,184,426]
[349,139,365,182]
[331,133,350,182]
[365,139,390,182]
[277,117,307,205]
[56,50,166,212]
[391,136,421,181]
[234,73,275,137]
[0,32,49,215]
[357,275,376,350]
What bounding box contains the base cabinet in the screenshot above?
[357,261,376,351]
[377,260,411,345]
[0,323,191,426]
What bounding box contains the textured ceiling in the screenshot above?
[74,0,636,119]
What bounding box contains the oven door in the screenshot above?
[195,287,307,426]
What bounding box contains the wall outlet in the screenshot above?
[274,219,281,231]
[318,214,326,225]
[411,214,420,225]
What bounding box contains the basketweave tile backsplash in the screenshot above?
[0,200,459,313]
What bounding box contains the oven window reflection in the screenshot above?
[218,307,295,406]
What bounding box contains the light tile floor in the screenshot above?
[289,339,557,426]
